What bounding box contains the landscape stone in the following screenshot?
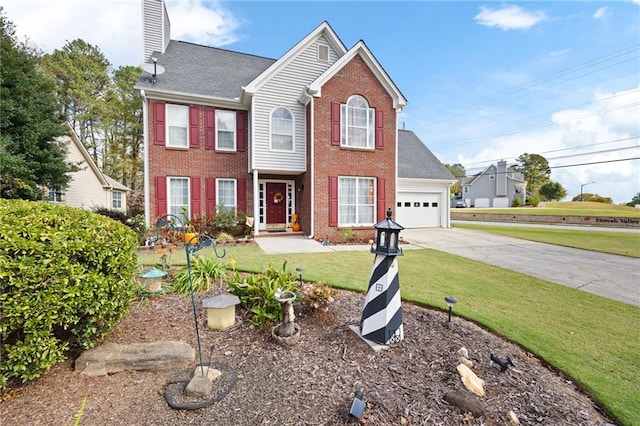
[456,364,485,396]
[443,390,486,417]
[185,375,213,397]
[75,341,195,376]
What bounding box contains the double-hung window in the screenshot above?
[216,110,236,151]
[338,177,375,226]
[48,188,64,203]
[166,104,188,148]
[216,178,236,212]
[270,107,294,151]
[112,191,122,209]
[341,95,374,149]
[168,177,189,223]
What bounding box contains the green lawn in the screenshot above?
[454,201,640,217]
[453,223,640,258]
[140,241,640,425]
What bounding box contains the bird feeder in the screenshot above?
[202,294,240,330]
[372,208,404,256]
[140,267,167,292]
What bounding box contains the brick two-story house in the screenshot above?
[136,0,453,240]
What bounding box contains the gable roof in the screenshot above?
[308,40,407,110]
[398,130,455,180]
[134,40,276,105]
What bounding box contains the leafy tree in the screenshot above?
[538,181,567,201]
[0,11,76,200]
[572,193,593,202]
[445,163,466,196]
[626,192,640,207]
[42,39,111,164]
[513,153,551,197]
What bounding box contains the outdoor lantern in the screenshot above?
[445,295,458,322]
[372,207,404,256]
[140,267,167,292]
[296,266,304,287]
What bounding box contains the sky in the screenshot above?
[3,0,639,204]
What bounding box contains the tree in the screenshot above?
[539,181,567,201]
[444,163,466,196]
[627,192,640,207]
[0,11,76,200]
[513,153,551,196]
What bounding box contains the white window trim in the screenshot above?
[317,44,329,62]
[338,176,376,227]
[167,176,190,222]
[340,95,375,149]
[166,104,189,148]
[112,191,123,209]
[216,110,237,151]
[216,178,237,212]
[269,107,295,152]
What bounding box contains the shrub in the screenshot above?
[0,200,138,389]
[300,281,335,312]
[526,195,540,207]
[511,197,522,207]
[171,256,227,295]
[92,207,148,245]
[227,262,298,326]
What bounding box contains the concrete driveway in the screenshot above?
[256,227,639,306]
[401,227,640,307]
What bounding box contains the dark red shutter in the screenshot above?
[377,177,386,221]
[205,178,216,219]
[375,109,384,149]
[191,177,201,215]
[237,178,247,213]
[189,106,200,148]
[205,107,215,149]
[237,110,247,152]
[331,102,341,146]
[155,176,167,218]
[154,101,165,146]
[329,175,338,227]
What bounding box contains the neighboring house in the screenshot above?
[460,160,526,208]
[135,0,453,239]
[396,129,456,228]
[48,123,130,211]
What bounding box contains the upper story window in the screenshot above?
[318,44,329,62]
[338,176,375,226]
[341,95,374,149]
[166,104,188,148]
[112,191,122,209]
[216,178,237,212]
[270,107,294,151]
[216,110,236,151]
[168,177,189,223]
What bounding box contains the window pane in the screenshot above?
[217,179,236,211]
[271,108,293,151]
[216,110,236,150]
[342,96,373,148]
[338,177,375,226]
[168,177,189,223]
[167,105,188,147]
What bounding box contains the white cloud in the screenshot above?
[593,7,608,19]
[475,5,546,30]
[549,49,570,57]
[165,0,241,47]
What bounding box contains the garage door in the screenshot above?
[396,192,441,228]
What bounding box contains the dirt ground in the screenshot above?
[1,288,613,426]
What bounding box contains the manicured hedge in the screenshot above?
[0,200,138,388]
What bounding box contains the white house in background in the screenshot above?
[48,123,130,211]
[460,160,526,208]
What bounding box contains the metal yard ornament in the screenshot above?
[359,208,404,345]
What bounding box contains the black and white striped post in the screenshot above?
[360,207,404,345]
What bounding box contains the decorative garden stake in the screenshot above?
[360,208,404,345]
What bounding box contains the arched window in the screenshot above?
[341,95,374,148]
[270,107,294,151]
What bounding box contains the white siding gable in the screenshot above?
[251,36,340,172]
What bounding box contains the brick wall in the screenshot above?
[312,55,396,242]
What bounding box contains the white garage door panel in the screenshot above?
[396,192,440,228]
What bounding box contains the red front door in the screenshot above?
[266,183,287,226]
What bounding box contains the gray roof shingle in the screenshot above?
[136,41,276,100]
[398,130,455,180]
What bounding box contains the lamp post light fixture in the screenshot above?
[295,266,304,287]
[445,295,458,322]
[580,181,595,201]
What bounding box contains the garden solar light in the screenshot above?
[349,390,366,419]
[296,265,304,287]
[444,295,458,322]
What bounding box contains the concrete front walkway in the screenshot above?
[255,228,640,307]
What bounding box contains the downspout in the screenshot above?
[141,90,150,227]
[308,96,315,239]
